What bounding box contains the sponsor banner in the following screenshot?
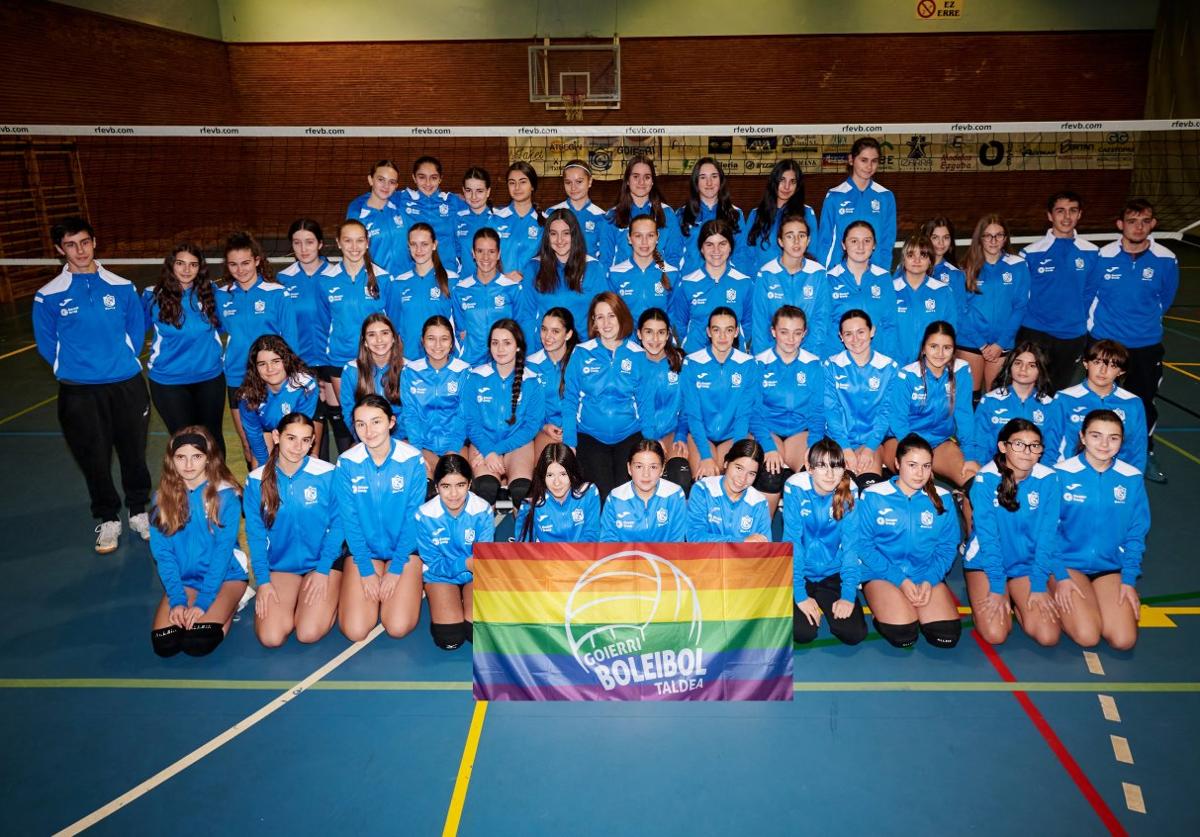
[0,119,1193,139]
[472,542,794,701]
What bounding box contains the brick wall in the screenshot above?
[0,3,1153,260]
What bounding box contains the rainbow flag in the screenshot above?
[473,542,794,701]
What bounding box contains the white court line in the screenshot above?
[52,624,384,836]
[1097,694,1122,722]
[1110,735,1134,765]
[1122,782,1147,814]
[1083,651,1105,676]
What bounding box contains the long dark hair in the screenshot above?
[630,215,673,292]
[237,334,309,410]
[916,320,959,412]
[489,319,527,425]
[258,412,316,528]
[637,306,684,374]
[337,218,381,299]
[807,437,856,520]
[921,216,958,267]
[535,208,588,294]
[355,312,403,406]
[994,341,1053,398]
[611,155,667,230]
[895,433,945,514]
[994,418,1041,513]
[287,218,325,257]
[408,221,452,297]
[543,307,579,398]
[747,159,806,248]
[519,443,589,542]
[680,157,741,238]
[154,242,219,329]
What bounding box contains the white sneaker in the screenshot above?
[94,520,122,554]
[128,512,151,541]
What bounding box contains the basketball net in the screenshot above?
[563,93,585,122]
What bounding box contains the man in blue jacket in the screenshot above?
[32,217,152,553]
[1086,199,1179,483]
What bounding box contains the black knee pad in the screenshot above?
[151,625,182,658]
[508,478,531,510]
[326,411,354,453]
[854,472,884,491]
[873,618,919,648]
[431,621,467,650]
[754,467,794,495]
[664,457,693,495]
[180,622,225,657]
[920,619,962,649]
[472,475,501,506]
[463,620,473,644]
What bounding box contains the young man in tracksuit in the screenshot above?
[1085,199,1179,483]
[1017,192,1099,391]
[32,217,152,553]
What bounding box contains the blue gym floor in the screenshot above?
[2,249,1199,835]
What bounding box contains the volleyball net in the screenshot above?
[1,120,1197,300]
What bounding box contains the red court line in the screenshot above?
[969,629,1128,835]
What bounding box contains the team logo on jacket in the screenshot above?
[585,220,596,232]
[739,515,753,532]
[1075,258,1085,270]
[1113,485,1127,503]
[731,373,743,387]
[920,510,934,527]
[803,286,814,300]
[876,508,896,526]
[656,509,669,524]
[494,294,506,308]
[464,527,476,543]
[654,283,665,296]
[667,371,679,383]
[1027,491,1039,509]
[280,402,292,415]
[528,227,538,238]
[254,300,266,313]
[102,294,116,309]
[304,486,318,504]
[391,475,405,491]
[868,376,881,391]
[870,200,881,212]
[621,358,633,372]
[439,204,449,216]
[796,371,807,385]
[1001,272,1013,285]
[1143,268,1154,280]
[725,288,737,302]
[447,380,458,394]
[430,287,441,299]
[924,298,936,312]
[1033,409,1045,423]
[871,286,881,299]
[1115,408,1126,422]
[572,508,585,523]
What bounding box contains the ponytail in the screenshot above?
[652,247,673,292]
[993,451,1019,512]
[807,438,856,520]
[259,444,283,529]
[488,319,527,425]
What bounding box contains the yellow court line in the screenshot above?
[1156,435,1200,468]
[0,395,57,426]
[1165,315,1200,325]
[1165,363,1200,384]
[0,343,36,361]
[443,700,488,837]
[1171,362,1200,366]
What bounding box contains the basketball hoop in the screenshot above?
[563,93,585,122]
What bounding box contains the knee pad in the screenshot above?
[754,467,794,495]
[854,472,884,492]
[663,457,693,494]
[463,620,473,644]
[326,411,354,452]
[180,622,225,657]
[920,619,962,649]
[508,478,531,510]
[830,614,868,646]
[873,618,919,648]
[472,475,501,506]
[431,621,467,651]
[151,625,182,658]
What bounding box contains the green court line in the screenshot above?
[1,677,1197,694]
[1142,590,1200,605]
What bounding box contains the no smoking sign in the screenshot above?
[916,0,963,19]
